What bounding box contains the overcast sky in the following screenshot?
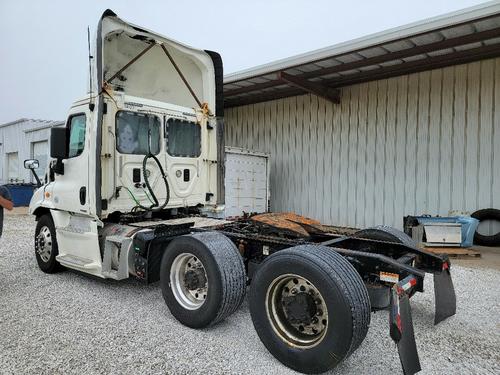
[0,0,490,124]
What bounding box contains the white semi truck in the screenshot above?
[25,10,457,375]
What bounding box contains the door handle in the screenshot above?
[79,187,86,205]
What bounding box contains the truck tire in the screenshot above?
[249,245,370,374]
[160,232,246,328]
[355,225,417,247]
[471,208,500,246]
[35,214,64,273]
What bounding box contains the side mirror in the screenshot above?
[24,159,42,187]
[50,127,67,175]
[50,127,68,159]
[24,159,40,170]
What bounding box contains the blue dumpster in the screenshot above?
[4,184,36,207]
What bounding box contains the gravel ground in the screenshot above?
[0,215,499,375]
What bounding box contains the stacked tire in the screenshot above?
[471,208,500,247]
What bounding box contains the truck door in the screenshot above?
[51,109,90,215]
[113,110,163,210]
[164,118,205,205]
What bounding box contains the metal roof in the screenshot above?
[223,1,500,108]
[0,118,64,131]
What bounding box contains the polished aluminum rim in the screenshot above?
[170,253,208,310]
[266,274,328,348]
[36,226,52,263]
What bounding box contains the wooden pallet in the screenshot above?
[422,246,481,258]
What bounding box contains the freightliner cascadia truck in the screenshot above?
[24,10,456,375]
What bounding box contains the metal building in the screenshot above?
[223,2,500,230]
[0,119,63,184]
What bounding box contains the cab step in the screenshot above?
[56,254,100,270]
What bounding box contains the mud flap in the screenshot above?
[396,294,421,375]
[390,281,421,375]
[433,262,456,325]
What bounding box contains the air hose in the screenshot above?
[135,153,170,212]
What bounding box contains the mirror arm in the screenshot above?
[29,169,42,188]
[53,159,65,175]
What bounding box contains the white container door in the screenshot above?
[225,150,269,218]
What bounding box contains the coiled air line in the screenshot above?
[134,153,170,212]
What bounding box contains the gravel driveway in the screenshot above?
[0,215,499,374]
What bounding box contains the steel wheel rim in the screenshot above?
[36,226,52,263]
[265,274,328,348]
[170,253,208,310]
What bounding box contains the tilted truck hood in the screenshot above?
[93,9,217,112]
[91,10,223,217]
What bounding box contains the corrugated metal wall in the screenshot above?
[225,57,500,230]
[0,121,54,184]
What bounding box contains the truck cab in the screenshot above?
[26,9,224,277]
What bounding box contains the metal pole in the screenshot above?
[160,43,203,108]
[105,42,156,84]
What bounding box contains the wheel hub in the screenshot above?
[36,226,52,263]
[170,253,208,310]
[184,268,208,290]
[282,292,317,325]
[266,274,328,348]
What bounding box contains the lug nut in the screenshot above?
[291,288,298,295]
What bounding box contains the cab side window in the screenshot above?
[67,114,86,158]
[165,118,201,157]
[116,111,161,155]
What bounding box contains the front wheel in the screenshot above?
[35,214,64,273]
[249,245,370,374]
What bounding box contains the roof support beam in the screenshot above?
[224,26,500,98]
[225,88,304,108]
[278,72,340,104]
[225,76,282,96]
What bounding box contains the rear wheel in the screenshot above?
[249,245,370,374]
[160,232,246,328]
[355,225,417,247]
[35,214,64,273]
